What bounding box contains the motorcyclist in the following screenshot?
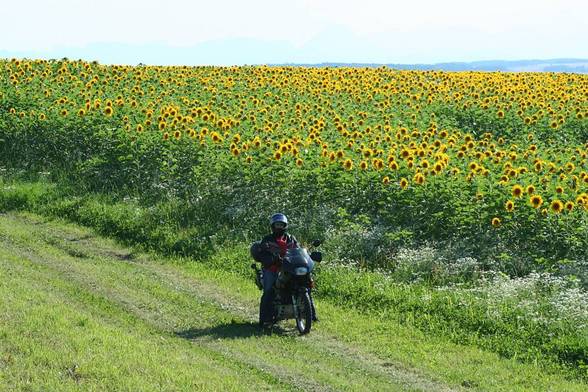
[256,213,318,328]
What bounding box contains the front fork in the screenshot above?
[291,288,307,317]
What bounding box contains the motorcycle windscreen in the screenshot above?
[283,248,315,272]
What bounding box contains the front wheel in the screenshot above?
[294,291,312,335]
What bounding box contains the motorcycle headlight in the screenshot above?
[294,267,308,276]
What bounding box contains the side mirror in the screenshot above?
[310,251,322,262]
[311,239,322,247]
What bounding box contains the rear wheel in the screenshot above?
[294,292,312,334]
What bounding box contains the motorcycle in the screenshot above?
[251,239,322,334]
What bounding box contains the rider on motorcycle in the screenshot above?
[256,213,318,327]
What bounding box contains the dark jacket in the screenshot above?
[257,232,299,270]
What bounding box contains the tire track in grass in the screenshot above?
[0,222,317,391]
[0,254,290,392]
[8,212,454,391]
[0,238,331,391]
[1,212,446,391]
[34,212,457,391]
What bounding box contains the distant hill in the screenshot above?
[2,45,587,73]
[278,59,588,73]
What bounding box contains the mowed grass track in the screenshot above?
[0,212,585,391]
[0,212,447,391]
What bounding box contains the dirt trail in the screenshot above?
[0,212,457,391]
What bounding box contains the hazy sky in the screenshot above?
[1,0,587,65]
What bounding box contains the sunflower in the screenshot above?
[388,161,399,170]
[163,132,169,141]
[382,176,390,185]
[511,184,523,198]
[565,201,574,212]
[231,148,240,157]
[413,173,425,185]
[491,217,501,227]
[343,159,353,170]
[505,200,515,212]
[529,195,543,209]
[60,109,68,117]
[372,159,384,170]
[273,151,282,160]
[526,185,535,195]
[550,200,563,214]
[359,161,368,170]
[399,178,409,189]
[104,106,113,116]
[563,162,575,173]
[555,186,564,194]
[174,130,181,140]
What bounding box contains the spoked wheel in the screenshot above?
[294,292,312,335]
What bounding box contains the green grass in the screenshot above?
[1,176,587,381]
[0,212,426,391]
[0,210,586,391]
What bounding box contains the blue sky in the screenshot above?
[1,0,587,65]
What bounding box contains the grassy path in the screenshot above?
[0,212,585,391]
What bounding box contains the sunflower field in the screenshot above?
[1,58,587,274]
